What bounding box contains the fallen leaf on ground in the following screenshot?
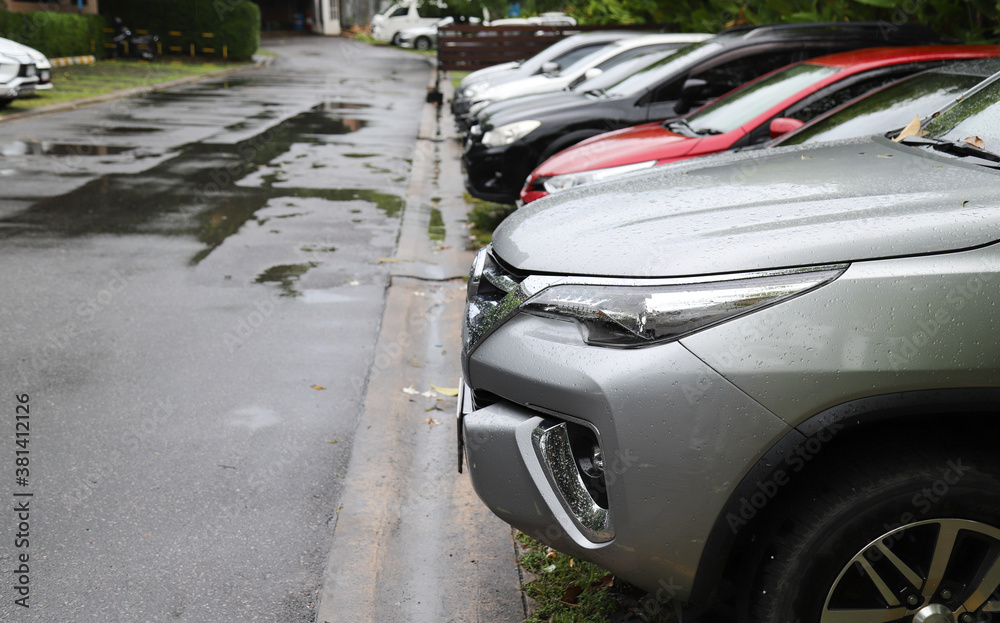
[560,585,583,605]
[892,115,921,142]
[430,383,459,397]
[312,385,326,390]
[328,440,338,444]
[964,136,986,149]
[592,574,615,589]
[426,418,438,426]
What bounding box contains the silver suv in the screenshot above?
[458,68,1000,621]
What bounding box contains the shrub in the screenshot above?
[100,0,260,59]
[0,11,107,58]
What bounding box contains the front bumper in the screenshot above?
[460,312,791,598]
[461,140,535,204]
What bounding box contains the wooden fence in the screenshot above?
[437,24,674,72]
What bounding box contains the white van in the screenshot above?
[371,1,448,45]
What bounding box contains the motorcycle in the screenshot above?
[110,18,159,61]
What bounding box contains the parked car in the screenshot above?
[371,0,448,45]
[397,15,480,50]
[772,56,1000,148]
[0,39,40,107]
[0,38,50,91]
[461,33,712,125]
[459,66,1000,623]
[520,45,1000,203]
[452,31,643,120]
[462,21,946,204]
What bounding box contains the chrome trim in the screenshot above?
[532,421,614,543]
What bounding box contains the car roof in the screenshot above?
[718,21,944,44]
[805,45,1000,70]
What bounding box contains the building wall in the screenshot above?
[5,0,99,14]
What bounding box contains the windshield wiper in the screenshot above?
[896,136,1000,164]
[665,118,721,137]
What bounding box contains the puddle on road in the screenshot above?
[0,103,402,264]
[255,262,319,297]
[428,207,445,242]
[1,141,136,156]
[86,126,162,135]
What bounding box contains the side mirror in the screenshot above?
[673,78,709,115]
[583,67,603,80]
[541,61,561,75]
[769,117,805,139]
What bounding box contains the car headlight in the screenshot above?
[520,266,847,347]
[462,83,489,99]
[482,120,541,147]
[469,100,490,117]
[541,161,659,194]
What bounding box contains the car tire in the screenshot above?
[746,446,1000,623]
[390,33,403,46]
[415,36,432,51]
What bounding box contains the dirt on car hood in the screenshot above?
[493,138,1000,277]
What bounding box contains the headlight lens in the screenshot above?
[482,120,541,147]
[541,160,658,194]
[521,267,846,347]
[462,83,489,98]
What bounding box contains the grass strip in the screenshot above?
[516,529,677,622]
[5,58,249,112]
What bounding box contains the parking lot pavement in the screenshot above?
[314,68,527,623]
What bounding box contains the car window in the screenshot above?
[644,47,802,105]
[549,43,613,73]
[689,49,803,99]
[572,49,678,91]
[781,72,984,146]
[389,7,408,17]
[592,43,681,73]
[783,66,926,122]
[687,63,839,134]
[922,77,1000,145]
[604,41,723,98]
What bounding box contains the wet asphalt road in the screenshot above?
[0,38,431,621]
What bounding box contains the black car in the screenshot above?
[462,21,945,204]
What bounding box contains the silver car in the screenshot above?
[459,67,1000,621]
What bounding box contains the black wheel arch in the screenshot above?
[689,387,1000,616]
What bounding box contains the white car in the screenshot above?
[0,38,44,107]
[371,0,447,45]
[397,15,481,51]
[465,33,711,115]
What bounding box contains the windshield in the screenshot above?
[686,63,839,135]
[574,49,679,92]
[781,71,984,146]
[604,41,723,98]
[921,76,1000,146]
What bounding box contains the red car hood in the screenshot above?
[534,122,704,177]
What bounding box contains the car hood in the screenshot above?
[478,90,592,126]
[493,138,1000,277]
[479,73,571,103]
[481,91,603,129]
[536,122,700,176]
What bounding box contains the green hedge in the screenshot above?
[0,11,107,58]
[100,0,260,59]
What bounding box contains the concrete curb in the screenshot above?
[0,54,275,125]
[314,56,526,623]
[50,55,96,67]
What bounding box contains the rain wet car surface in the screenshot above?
[0,37,429,621]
